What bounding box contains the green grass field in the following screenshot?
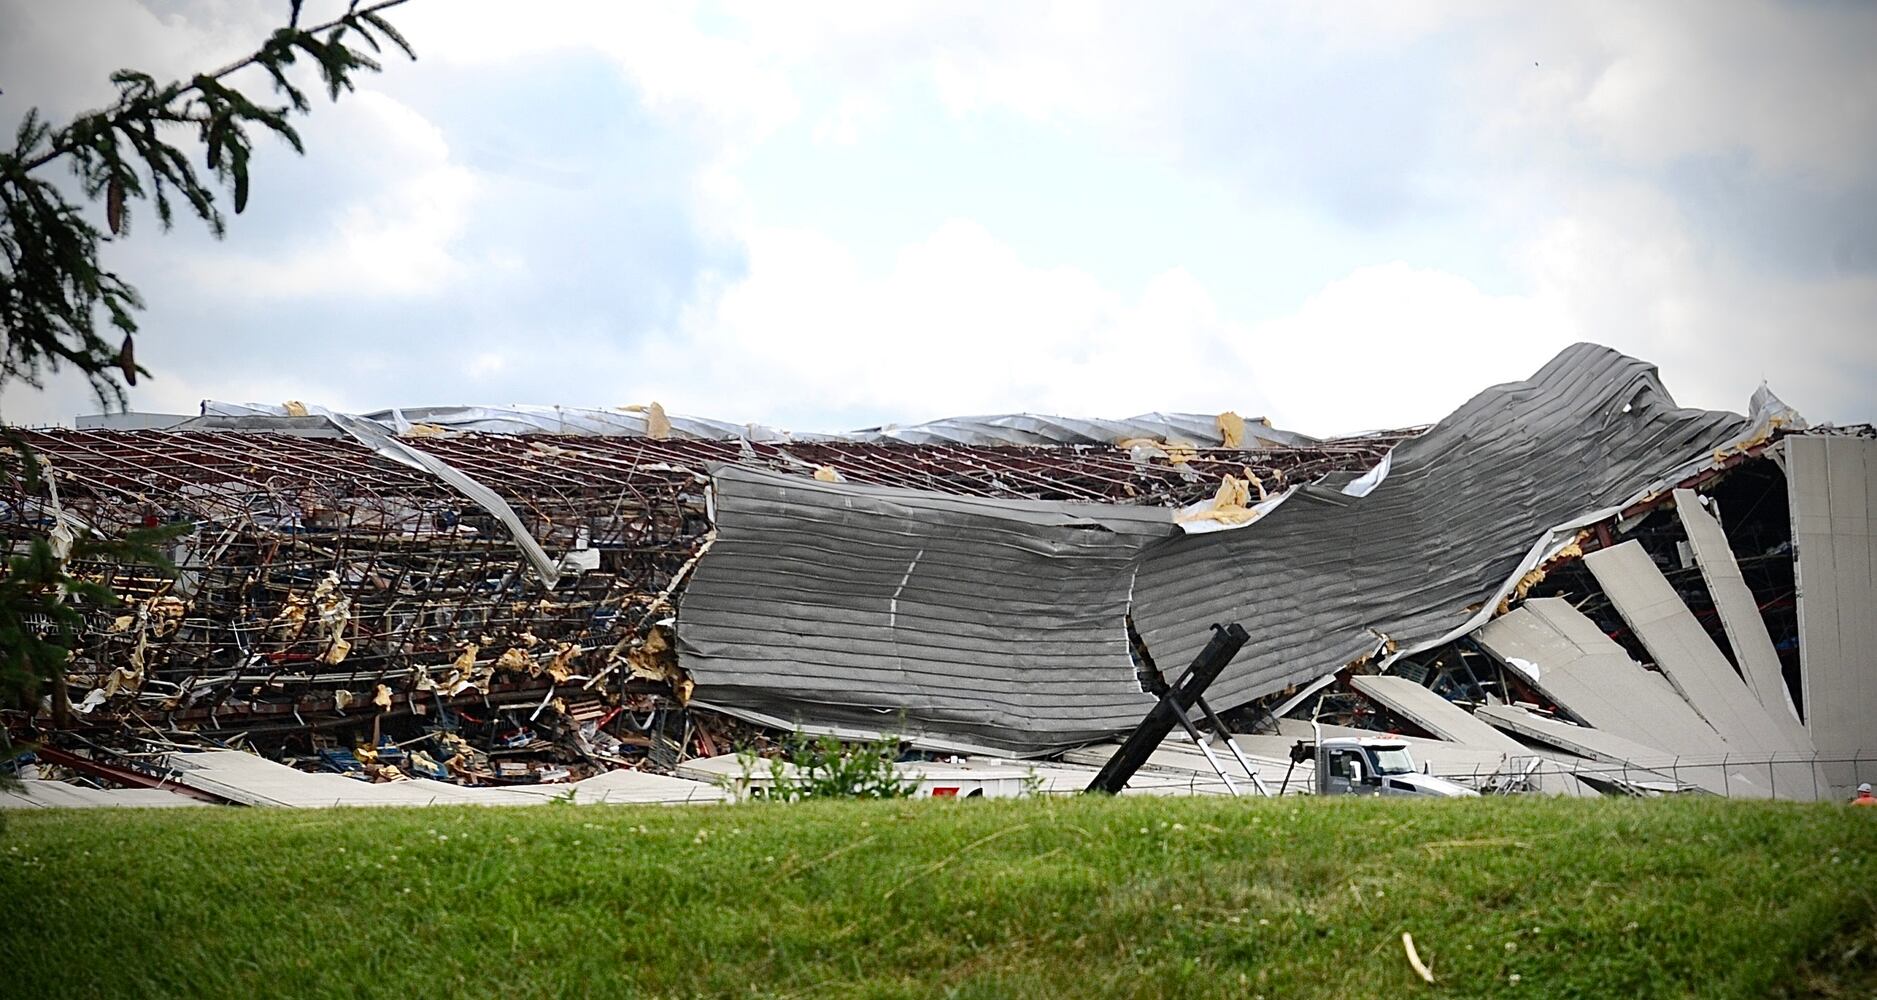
[2,795,1873,998]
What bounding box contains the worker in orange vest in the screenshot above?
[1854,783,1877,807]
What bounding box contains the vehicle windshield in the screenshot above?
[1368,747,1416,775]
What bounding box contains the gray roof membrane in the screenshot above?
[678,466,1176,754]
[677,344,1757,755]
[1129,343,1748,709]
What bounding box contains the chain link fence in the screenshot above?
[1437,751,1877,802]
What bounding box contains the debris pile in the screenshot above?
[3,410,1397,797]
[8,345,1873,805]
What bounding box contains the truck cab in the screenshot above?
[1313,737,1478,798]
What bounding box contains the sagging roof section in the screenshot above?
[679,345,1757,753]
[678,466,1175,754]
[1130,344,1750,708]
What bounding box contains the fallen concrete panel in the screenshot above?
[1474,705,1691,791]
[1349,674,1592,796]
[1474,704,1821,798]
[1474,599,1728,759]
[1673,489,1809,742]
[493,769,729,805]
[1584,541,1799,754]
[1351,675,1526,747]
[161,752,533,807]
[160,751,723,807]
[1785,434,1877,796]
[0,781,207,809]
[1474,601,1792,797]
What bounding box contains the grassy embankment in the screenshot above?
[1,795,1873,999]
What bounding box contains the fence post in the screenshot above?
[1768,754,1776,801]
[1811,753,1820,801]
[1722,754,1731,798]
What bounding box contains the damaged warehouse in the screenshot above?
[3,344,1874,807]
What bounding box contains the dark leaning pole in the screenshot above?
[1086,622,1252,795]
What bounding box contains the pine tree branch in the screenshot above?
[13,0,411,175]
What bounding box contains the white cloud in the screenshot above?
[1556,1,1877,181]
[187,91,475,299]
[398,1,799,154]
[5,1,1873,433]
[620,219,1277,428]
[618,221,1599,438]
[1514,183,1877,420]
[1246,263,1577,434]
[812,95,885,146]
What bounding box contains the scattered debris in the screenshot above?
[1402,932,1436,985]
[8,346,1874,803]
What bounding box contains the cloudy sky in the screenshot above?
[2,1,1873,435]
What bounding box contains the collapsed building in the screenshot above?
[3,343,1873,807]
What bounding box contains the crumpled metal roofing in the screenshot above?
[1130,344,1753,709]
[678,466,1175,754]
[829,412,1318,448]
[196,402,793,443]
[197,402,1314,448]
[677,344,1766,755]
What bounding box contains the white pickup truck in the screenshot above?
[1292,735,1480,798]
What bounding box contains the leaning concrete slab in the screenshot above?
[1476,600,1797,798]
[1785,435,1877,797]
[1584,541,1801,754]
[1674,489,1809,745]
[1474,705,1690,792]
[1474,704,1807,798]
[1475,598,1727,758]
[1349,674,1592,795]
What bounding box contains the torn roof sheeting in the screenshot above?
[679,344,1758,754]
[1130,344,1750,709]
[197,401,790,442]
[831,412,1319,449]
[677,466,1175,754]
[197,401,1324,449]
